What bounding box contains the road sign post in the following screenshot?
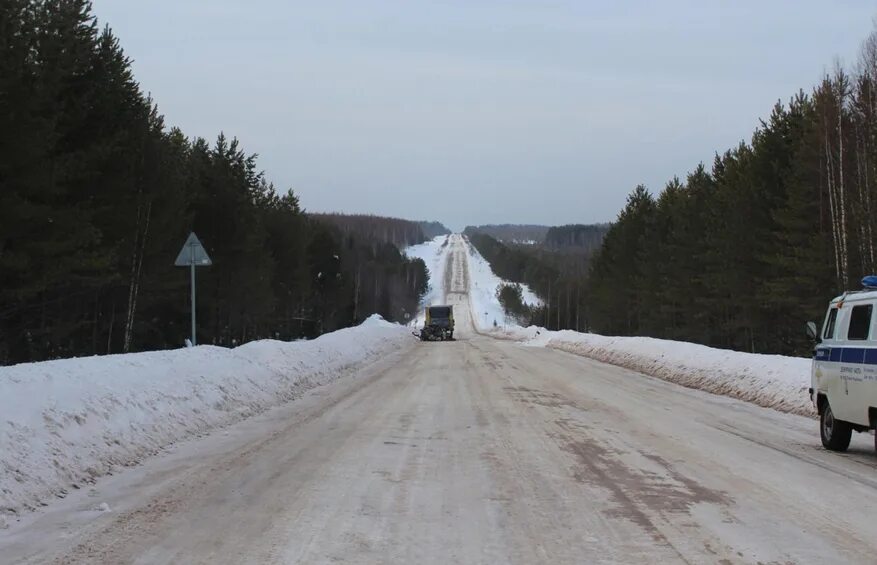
[190,245,196,345]
[175,232,212,346]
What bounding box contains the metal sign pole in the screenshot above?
[190,243,196,346]
[175,232,212,348]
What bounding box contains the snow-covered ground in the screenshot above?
[0,233,865,563]
[0,315,411,521]
[462,237,541,330]
[404,235,451,325]
[1,230,818,531]
[491,326,815,417]
[405,234,542,330]
[451,234,814,418]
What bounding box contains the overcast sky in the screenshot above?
[92,1,875,231]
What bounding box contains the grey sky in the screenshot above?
[92,1,875,231]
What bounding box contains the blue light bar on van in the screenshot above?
[862,275,877,289]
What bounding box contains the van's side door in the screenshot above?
[830,303,873,426]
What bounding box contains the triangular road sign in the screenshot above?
[175,232,213,267]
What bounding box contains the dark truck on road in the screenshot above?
[419,305,454,341]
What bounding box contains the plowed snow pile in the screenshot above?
[493,325,815,417]
[0,316,410,518]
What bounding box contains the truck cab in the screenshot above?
[810,278,877,452]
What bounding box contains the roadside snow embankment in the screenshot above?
[493,325,814,417]
[0,316,410,519]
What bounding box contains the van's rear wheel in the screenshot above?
[820,402,852,452]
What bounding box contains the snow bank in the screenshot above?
[492,325,815,417]
[463,238,541,330]
[0,315,410,517]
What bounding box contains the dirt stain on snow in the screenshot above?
[552,417,730,543]
[503,385,582,410]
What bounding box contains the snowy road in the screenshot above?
[3,236,877,564]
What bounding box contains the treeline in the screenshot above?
[588,25,877,355]
[309,215,434,324]
[0,0,426,365]
[312,213,428,249]
[418,220,451,239]
[463,224,549,244]
[467,234,590,331]
[544,224,611,253]
[312,216,429,327]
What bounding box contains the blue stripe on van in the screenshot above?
[814,346,877,363]
[842,347,867,363]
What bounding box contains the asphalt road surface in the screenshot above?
[3,236,876,564]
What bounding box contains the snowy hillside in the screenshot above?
[462,237,541,330]
[0,316,411,520]
[405,234,542,330]
[404,235,451,324]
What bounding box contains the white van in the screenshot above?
[808,278,877,452]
